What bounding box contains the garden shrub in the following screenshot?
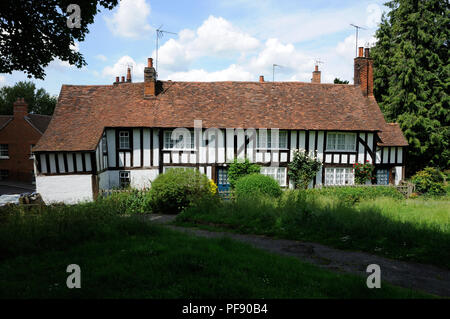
[411,167,446,196]
[353,161,375,184]
[235,173,282,199]
[148,168,215,214]
[227,158,261,189]
[106,190,150,214]
[288,149,322,189]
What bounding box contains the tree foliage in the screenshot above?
[0,81,57,115]
[371,0,449,174]
[0,0,118,79]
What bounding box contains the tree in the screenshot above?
[0,81,57,115]
[227,158,261,189]
[288,150,322,189]
[371,0,449,175]
[0,0,118,79]
[334,78,349,84]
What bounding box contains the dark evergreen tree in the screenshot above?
[371,0,449,175]
[0,81,57,115]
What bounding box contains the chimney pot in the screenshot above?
[259,75,264,83]
[312,65,321,84]
[364,47,370,58]
[115,76,119,83]
[126,67,132,82]
[148,58,153,68]
[315,65,319,72]
[121,76,125,82]
[358,47,364,57]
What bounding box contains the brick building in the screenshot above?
[0,98,51,183]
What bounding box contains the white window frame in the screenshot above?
[325,167,354,186]
[163,166,196,173]
[163,130,195,150]
[29,144,35,159]
[260,167,287,187]
[326,133,356,152]
[0,144,9,159]
[119,171,130,188]
[257,130,288,150]
[119,131,130,150]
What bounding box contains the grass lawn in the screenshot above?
[176,192,450,268]
[0,224,431,299]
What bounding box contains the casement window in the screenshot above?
[257,130,288,149]
[29,144,35,159]
[260,167,287,186]
[376,169,389,185]
[163,130,195,150]
[119,171,130,188]
[0,144,9,158]
[102,133,107,154]
[326,133,356,152]
[119,131,130,149]
[0,170,9,180]
[325,167,354,185]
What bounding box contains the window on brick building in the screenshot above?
[0,144,9,158]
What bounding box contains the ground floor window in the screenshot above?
[325,167,354,185]
[119,171,130,188]
[260,167,287,186]
[376,169,389,185]
[0,170,8,180]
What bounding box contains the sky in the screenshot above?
[0,0,387,96]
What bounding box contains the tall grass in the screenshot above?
[177,191,450,268]
[0,197,156,259]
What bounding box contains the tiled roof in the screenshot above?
[0,116,13,130]
[0,113,51,134]
[34,81,406,152]
[26,114,52,134]
[378,123,409,146]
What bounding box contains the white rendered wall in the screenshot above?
[36,174,93,204]
[130,169,159,189]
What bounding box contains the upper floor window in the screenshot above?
[257,130,288,149]
[0,144,9,158]
[164,130,195,150]
[119,131,130,149]
[326,133,356,152]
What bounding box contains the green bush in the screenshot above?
[148,168,214,214]
[235,173,282,199]
[411,167,446,196]
[106,190,150,214]
[228,159,261,189]
[308,186,404,204]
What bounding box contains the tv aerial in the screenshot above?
[350,24,367,57]
[155,25,177,73]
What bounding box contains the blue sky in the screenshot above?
[0,0,387,96]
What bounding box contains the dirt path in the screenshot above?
[147,214,450,297]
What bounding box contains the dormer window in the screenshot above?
[119,131,130,149]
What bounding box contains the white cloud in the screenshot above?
[0,75,6,87]
[157,16,260,72]
[95,54,108,62]
[105,0,152,38]
[102,56,145,82]
[167,64,254,82]
[366,3,382,29]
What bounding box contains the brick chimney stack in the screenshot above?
[144,58,157,98]
[259,75,264,83]
[13,98,28,118]
[311,65,321,84]
[354,46,374,97]
[126,67,132,82]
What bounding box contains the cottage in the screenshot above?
[33,47,408,204]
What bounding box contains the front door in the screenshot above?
[217,167,230,192]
